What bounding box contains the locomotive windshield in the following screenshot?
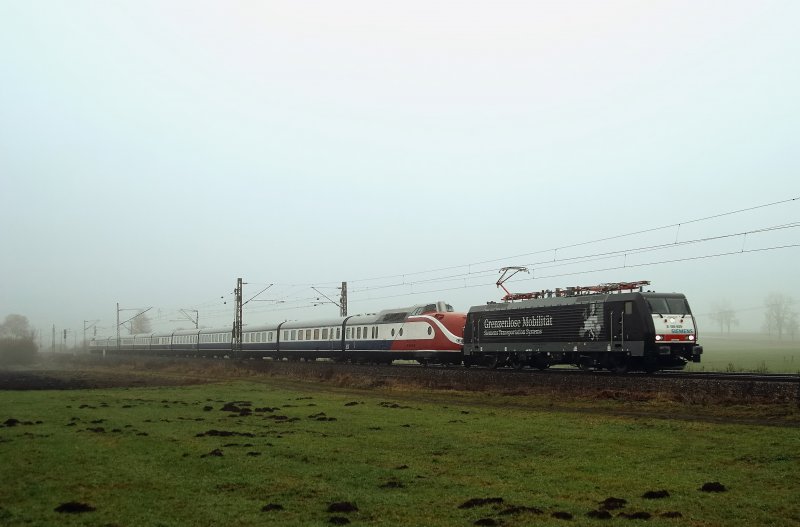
[646,297,691,315]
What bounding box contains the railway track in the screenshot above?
[382,361,800,383]
[74,354,800,404]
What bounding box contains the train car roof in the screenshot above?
[281,312,381,329]
[469,291,685,313]
[171,329,201,336]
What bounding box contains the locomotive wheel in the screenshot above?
[532,356,550,370]
[510,355,525,370]
[484,355,499,369]
[611,361,629,374]
[609,356,629,373]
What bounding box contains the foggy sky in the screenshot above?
[1,1,798,341]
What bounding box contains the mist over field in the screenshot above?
[0,1,797,347]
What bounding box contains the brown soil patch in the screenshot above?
[700,482,727,492]
[54,502,95,513]
[327,502,358,513]
[458,498,503,509]
[642,489,670,499]
[600,497,627,510]
[0,369,202,390]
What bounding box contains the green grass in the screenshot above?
[688,332,800,373]
[1,380,798,526]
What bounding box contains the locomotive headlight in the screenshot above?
[669,317,676,323]
[655,335,663,341]
[688,335,695,341]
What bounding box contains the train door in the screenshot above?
[608,301,625,350]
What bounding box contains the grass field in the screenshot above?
[688,333,800,373]
[1,379,798,526]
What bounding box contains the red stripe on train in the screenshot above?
[656,334,694,342]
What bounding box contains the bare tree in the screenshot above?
[763,293,796,340]
[709,300,739,334]
[787,311,799,341]
[129,312,152,334]
[0,314,35,339]
[0,314,37,364]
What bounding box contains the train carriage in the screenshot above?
[171,329,200,356]
[97,301,465,365]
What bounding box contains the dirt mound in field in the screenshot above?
[642,489,670,499]
[54,502,95,513]
[499,506,543,516]
[700,482,727,492]
[587,510,612,519]
[261,503,284,512]
[600,497,627,510]
[195,429,254,438]
[458,498,503,509]
[619,511,651,520]
[327,502,358,513]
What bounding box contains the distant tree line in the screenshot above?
[0,314,38,365]
[709,300,739,334]
[762,293,798,340]
[709,293,798,340]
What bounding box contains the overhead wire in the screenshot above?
[108,197,799,331]
[346,221,800,295]
[320,196,800,287]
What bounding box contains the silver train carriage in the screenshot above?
[90,301,466,365]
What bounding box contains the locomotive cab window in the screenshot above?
[668,298,690,315]
[646,297,669,314]
[647,297,690,315]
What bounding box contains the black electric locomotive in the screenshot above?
[463,281,703,372]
